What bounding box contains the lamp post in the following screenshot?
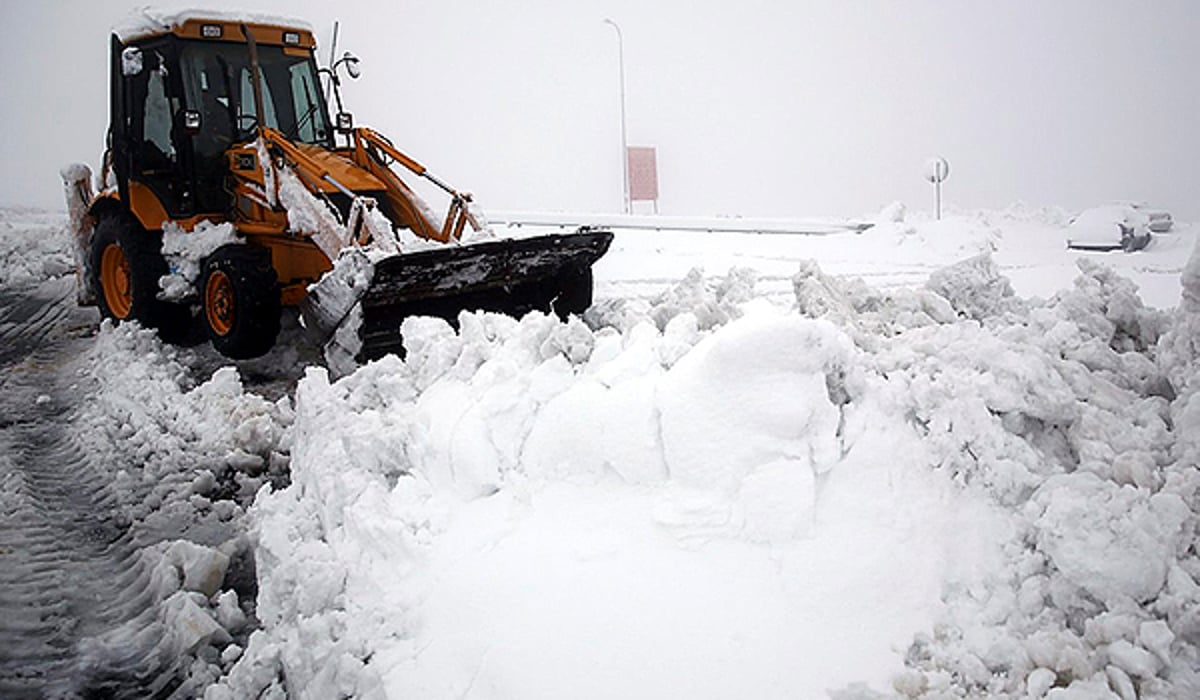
[603,18,630,214]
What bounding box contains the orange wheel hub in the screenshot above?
[100,243,133,319]
[205,270,235,336]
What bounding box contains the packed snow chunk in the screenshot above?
[220,643,243,666]
[657,314,853,536]
[736,457,819,543]
[926,253,1020,321]
[60,163,95,297]
[158,220,239,301]
[0,208,77,288]
[648,267,757,332]
[165,540,232,597]
[278,165,346,257]
[1054,258,1165,353]
[301,248,374,341]
[1106,639,1161,678]
[1137,619,1174,666]
[215,590,247,634]
[1029,472,1189,604]
[521,372,667,486]
[1045,673,1122,699]
[163,591,233,655]
[792,260,859,321]
[120,45,143,75]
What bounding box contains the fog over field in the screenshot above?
[2,1,1197,220]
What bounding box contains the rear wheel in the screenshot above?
[201,245,280,359]
[89,212,189,337]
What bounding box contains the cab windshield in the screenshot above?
[180,41,332,157]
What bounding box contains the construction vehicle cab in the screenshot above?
[110,19,331,226]
[67,12,611,361]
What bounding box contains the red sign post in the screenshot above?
[627,146,659,210]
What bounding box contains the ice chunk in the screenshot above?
[163,591,232,655]
[1137,620,1174,667]
[1025,667,1056,698]
[215,590,247,633]
[166,540,231,598]
[1105,665,1137,700]
[221,643,243,665]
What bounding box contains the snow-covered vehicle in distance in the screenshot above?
[1065,203,1170,252]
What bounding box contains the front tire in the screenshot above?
[201,245,280,359]
[89,212,189,338]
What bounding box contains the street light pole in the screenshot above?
[603,18,630,214]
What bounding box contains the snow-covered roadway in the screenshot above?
[0,213,293,697]
[0,278,180,696]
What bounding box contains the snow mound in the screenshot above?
[196,228,1200,699]
[208,299,1004,699]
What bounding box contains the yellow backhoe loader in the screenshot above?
[63,12,612,361]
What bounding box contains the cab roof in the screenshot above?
[113,9,317,49]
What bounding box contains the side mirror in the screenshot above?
[341,52,361,80]
[336,112,354,132]
[181,109,202,135]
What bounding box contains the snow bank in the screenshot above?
[214,235,1200,699]
[210,280,993,698]
[81,321,293,521]
[796,251,1200,697]
[74,321,296,693]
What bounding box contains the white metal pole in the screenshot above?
[325,21,340,103]
[604,19,630,214]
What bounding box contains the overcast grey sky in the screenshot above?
[2,1,1197,220]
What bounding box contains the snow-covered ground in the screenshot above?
[1,204,1198,699]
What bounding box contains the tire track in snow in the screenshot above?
[0,279,180,698]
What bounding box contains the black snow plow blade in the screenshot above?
[305,229,613,362]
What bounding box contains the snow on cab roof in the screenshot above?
[113,7,315,43]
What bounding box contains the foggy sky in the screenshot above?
[2,1,1197,220]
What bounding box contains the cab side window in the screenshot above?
[143,67,175,164]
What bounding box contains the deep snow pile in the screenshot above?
[805,250,1200,698]
[206,231,1200,698]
